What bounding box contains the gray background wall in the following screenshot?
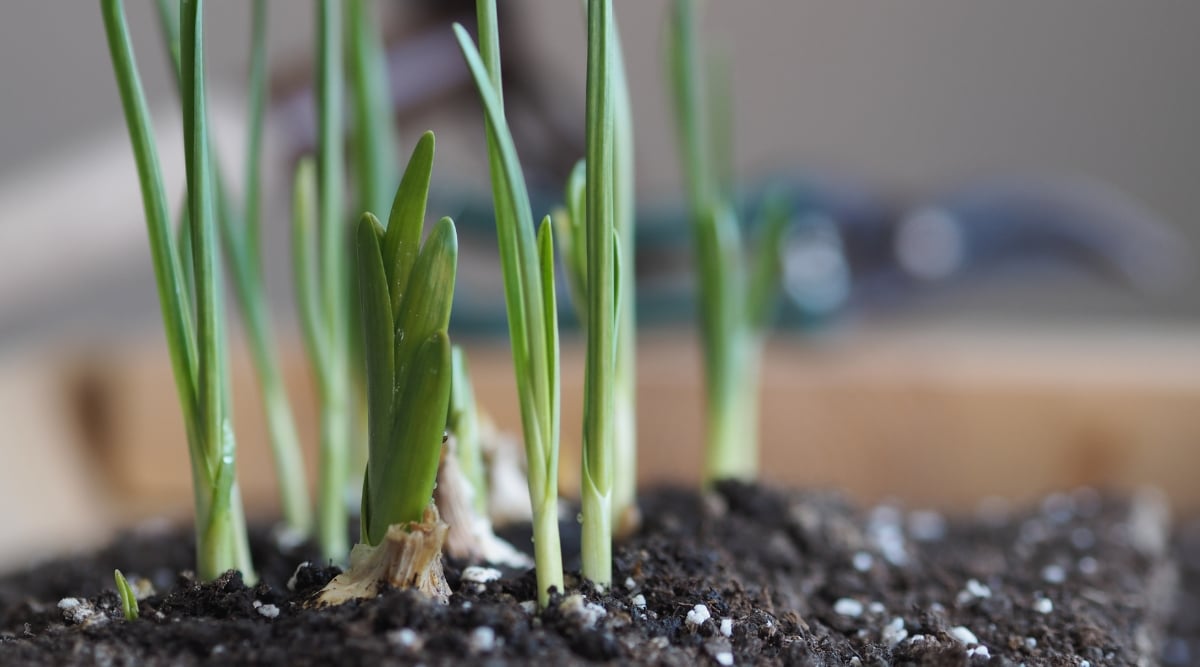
[1,1,1196,339]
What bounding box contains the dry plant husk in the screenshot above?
[438,437,532,568]
[315,505,451,606]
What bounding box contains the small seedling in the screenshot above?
[113,570,139,621]
[454,0,564,607]
[667,0,791,483]
[101,0,255,581]
[317,133,458,605]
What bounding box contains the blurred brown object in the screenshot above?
[8,324,1200,570]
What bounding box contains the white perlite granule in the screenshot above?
[387,628,421,649]
[1041,564,1066,584]
[967,645,990,659]
[852,551,874,572]
[469,626,496,653]
[686,604,711,627]
[720,618,733,638]
[965,579,992,599]
[254,602,280,619]
[881,617,907,647]
[715,651,734,666]
[559,595,606,629]
[58,598,105,626]
[631,594,646,609]
[1033,597,1053,614]
[461,566,503,584]
[949,626,979,645]
[833,598,864,618]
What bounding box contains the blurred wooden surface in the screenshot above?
[4,325,1200,569]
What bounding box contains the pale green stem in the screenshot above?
[581,0,616,588]
[316,0,349,562]
[610,15,637,535]
[704,333,761,482]
[532,499,564,608]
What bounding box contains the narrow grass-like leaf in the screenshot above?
[667,0,773,483]
[153,0,182,86]
[384,131,436,316]
[114,570,139,621]
[291,158,328,390]
[101,0,199,452]
[154,0,312,538]
[746,192,792,331]
[346,0,399,221]
[181,0,252,581]
[367,332,452,544]
[313,0,350,562]
[455,0,563,606]
[580,0,617,588]
[553,161,588,321]
[176,201,195,307]
[243,0,267,267]
[537,217,561,468]
[667,0,712,213]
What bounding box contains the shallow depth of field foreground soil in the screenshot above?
[0,482,1184,666]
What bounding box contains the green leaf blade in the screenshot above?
[369,332,453,544]
[357,212,395,522]
[392,216,458,388]
[383,131,436,315]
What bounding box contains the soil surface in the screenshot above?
[0,482,1178,666]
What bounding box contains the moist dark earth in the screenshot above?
[0,482,1183,666]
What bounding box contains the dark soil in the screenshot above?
[0,483,1178,666]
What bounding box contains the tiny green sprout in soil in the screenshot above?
[667,0,792,484]
[113,570,139,621]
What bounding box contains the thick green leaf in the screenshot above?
[356,213,395,497]
[367,332,452,544]
[383,131,436,317]
[392,216,457,391]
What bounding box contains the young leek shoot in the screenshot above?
[453,0,564,607]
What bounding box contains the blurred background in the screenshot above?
[1,1,1198,570]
